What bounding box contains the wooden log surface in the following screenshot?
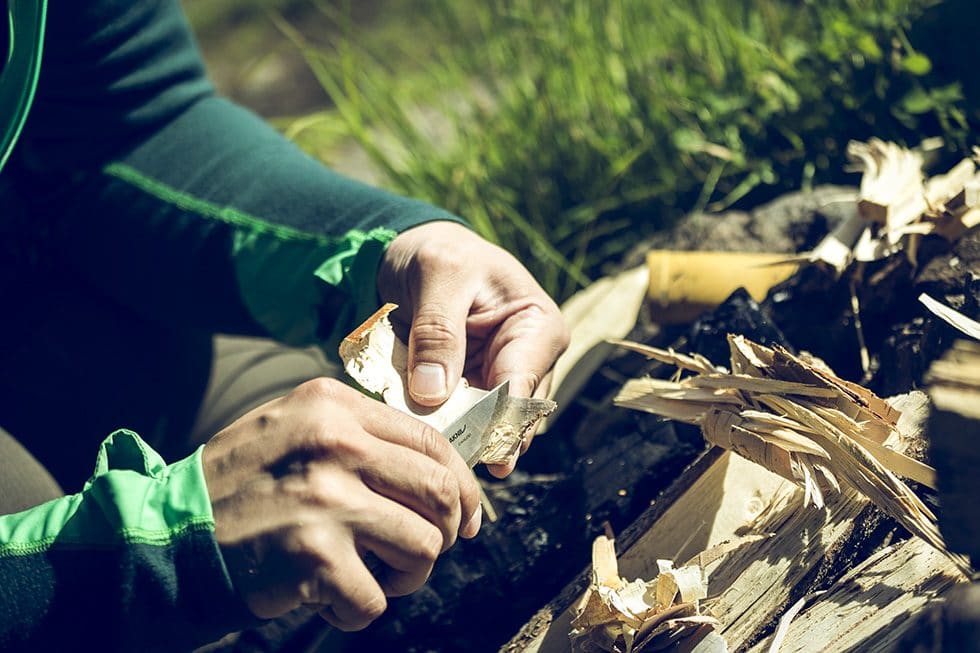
[503,443,967,653]
[501,450,789,652]
[745,538,962,653]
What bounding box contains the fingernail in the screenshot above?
[411,363,447,400]
[463,503,482,538]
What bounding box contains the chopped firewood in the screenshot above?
[746,538,963,653]
[339,304,556,465]
[613,335,970,574]
[544,265,651,429]
[505,444,966,653]
[570,525,766,653]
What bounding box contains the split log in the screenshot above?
[745,538,962,653]
[501,443,964,653]
[501,450,787,653]
[504,365,969,653]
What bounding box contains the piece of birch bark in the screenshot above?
[339,303,556,465]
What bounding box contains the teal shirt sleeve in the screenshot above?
[0,431,258,651]
[4,0,467,349]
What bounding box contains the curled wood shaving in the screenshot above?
[569,528,761,653]
[790,139,980,274]
[613,335,971,575]
[848,138,926,231]
[610,340,723,376]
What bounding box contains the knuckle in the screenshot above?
[294,377,346,403]
[305,425,341,455]
[282,468,347,512]
[307,470,356,511]
[323,583,387,631]
[301,423,361,460]
[425,467,459,516]
[413,523,444,563]
[284,526,330,563]
[413,242,461,273]
[412,422,450,462]
[355,593,388,625]
[411,310,460,350]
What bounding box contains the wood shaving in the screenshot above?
[919,293,980,341]
[789,139,980,274]
[569,527,765,653]
[613,335,971,575]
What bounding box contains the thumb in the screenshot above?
[407,295,470,407]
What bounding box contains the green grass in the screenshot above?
[284,0,977,301]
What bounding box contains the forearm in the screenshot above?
[59,95,463,346]
[0,431,256,651]
[10,0,465,348]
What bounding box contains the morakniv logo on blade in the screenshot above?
[441,381,510,467]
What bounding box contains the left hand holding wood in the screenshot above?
[378,221,569,477]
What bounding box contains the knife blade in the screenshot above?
[440,380,510,467]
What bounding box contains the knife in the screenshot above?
[348,382,510,586]
[439,380,510,467]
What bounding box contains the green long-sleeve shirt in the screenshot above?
[0,0,464,649]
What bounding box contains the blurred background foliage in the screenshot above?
[185,0,980,302]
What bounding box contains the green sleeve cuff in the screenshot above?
[314,226,397,350]
[232,225,398,352]
[0,430,214,556]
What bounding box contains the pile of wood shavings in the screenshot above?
[613,334,971,575]
[570,527,764,653]
[799,138,980,273]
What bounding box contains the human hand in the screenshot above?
[378,221,569,477]
[202,378,481,631]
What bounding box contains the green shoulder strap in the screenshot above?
[0,0,46,174]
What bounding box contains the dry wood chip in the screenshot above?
[685,374,839,398]
[848,138,926,231]
[924,158,976,215]
[613,335,972,575]
[610,340,723,376]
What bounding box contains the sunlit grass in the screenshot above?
[284,0,973,301]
